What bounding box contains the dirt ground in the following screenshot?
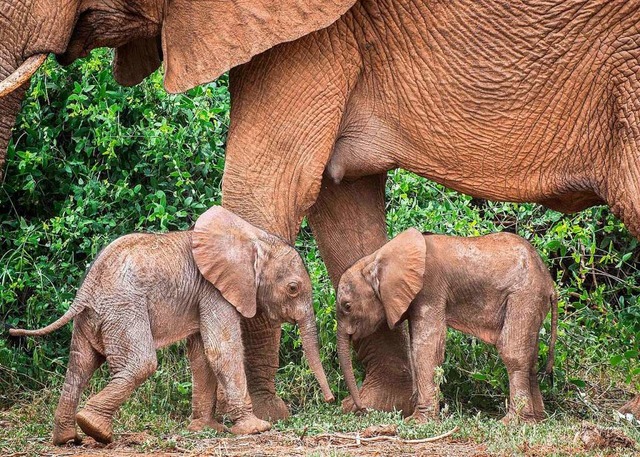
[21,431,491,457]
[6,422,638,456]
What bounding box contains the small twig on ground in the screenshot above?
[318,425,459,445]
[298,425,309,442]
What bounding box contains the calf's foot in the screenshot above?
[76,408,113,444]
[230,415,271,435]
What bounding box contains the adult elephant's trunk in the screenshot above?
[297,312,335,402]
[0,88,25,184]
[337,324,364,411]
[0,54,47,180]
[0,86,27,181]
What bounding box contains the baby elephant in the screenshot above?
[336,229,557,423]
[10,206,334,444]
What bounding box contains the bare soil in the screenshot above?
[32,431,491,457]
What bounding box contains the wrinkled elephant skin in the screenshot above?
[3,0,640,420]
[223,1,640,417]
[336,229,559,423]
[10,207,332,444]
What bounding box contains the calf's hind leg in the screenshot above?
[496,297,541,423]
[529,336,546,421]
[53,323,104,445]
[76,316,157,443]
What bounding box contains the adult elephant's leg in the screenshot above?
[221,20,361,421]
[308,174,414,415]
[240,311,288,420]
[604,76,640,418]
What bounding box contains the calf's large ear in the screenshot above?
[161,0,358,93]
[192,206,267,318]
[361,228,426,329]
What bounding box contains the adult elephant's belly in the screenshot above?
[330,97,608,214]
[330,0,618,214]
[386,76,609,213]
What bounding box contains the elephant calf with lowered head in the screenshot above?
[10,206,334,445]
[336,228,558,423]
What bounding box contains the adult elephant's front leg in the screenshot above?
[308,174,414,415]
[220,20,361,420]
[241,311,289,420]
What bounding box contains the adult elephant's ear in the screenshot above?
[113,37,162,87]
[161,0,358,93]
[362,229,426,329]
[192,206,267,318]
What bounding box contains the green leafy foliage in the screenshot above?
[1,50,227,401]
[1,50,638,422]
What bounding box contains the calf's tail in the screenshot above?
[9,300,85,337]
[543,292,558,381]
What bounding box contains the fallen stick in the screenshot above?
[402,427,460,444]
[318,425,459,445]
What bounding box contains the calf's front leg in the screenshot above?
[199,294,271,435]
[406,295,447,423]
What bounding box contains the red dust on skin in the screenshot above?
[336,229,558,424]
[3,0,640,420]
[223,1,640,418]
[9,207,332,445]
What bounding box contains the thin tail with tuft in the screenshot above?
[9,300,85,337]
[543,292,558,380]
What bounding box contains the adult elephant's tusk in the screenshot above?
[0,54,47,98]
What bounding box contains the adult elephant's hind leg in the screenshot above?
[604,77,640,419]
[608,188,640,418]
[308,174,414,416]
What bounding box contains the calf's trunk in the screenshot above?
[337,325,364,411]
[297,312,335,402]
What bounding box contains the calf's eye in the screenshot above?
[287,282,300,297]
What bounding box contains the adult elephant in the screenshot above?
[2,0,640,418]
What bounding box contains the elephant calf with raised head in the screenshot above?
[10,206,334,445]
[336,228,558,423]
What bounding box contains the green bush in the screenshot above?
[1,50,228,404]
[1,50,638,418]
